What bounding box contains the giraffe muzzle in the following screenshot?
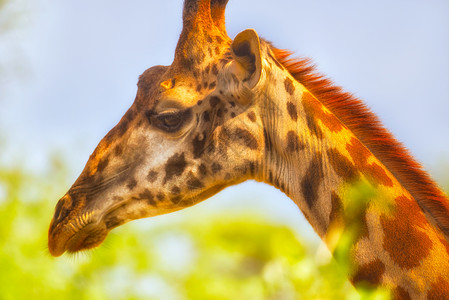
[48,220,108,257]
[48,193,110,257]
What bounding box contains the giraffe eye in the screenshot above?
[147,109,192,133]
[159,112,182,128]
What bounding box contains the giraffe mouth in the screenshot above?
[65,222,109,254]
[48,219,109,257]
[48,201,128,257]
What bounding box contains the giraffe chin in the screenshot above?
[48,222,109,257]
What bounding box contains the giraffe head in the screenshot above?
[48,0,274,257]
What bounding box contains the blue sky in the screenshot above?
[1,0,448,242]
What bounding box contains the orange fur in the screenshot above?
[271,47,449,238]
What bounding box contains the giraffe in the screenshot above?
[48,0,449,298]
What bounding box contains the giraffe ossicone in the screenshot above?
[49,0,449,298]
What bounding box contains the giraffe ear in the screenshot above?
[231,29,262,90]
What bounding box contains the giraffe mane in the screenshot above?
[271,47,449,238]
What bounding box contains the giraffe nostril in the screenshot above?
[51,196,72,230]
[53,200,64,220]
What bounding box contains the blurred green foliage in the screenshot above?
[0,157,396,299]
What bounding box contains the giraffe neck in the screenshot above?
[260,77,347,237]
[257,66,449,297]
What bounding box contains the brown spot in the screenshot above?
[147,170,158,183]
[305,114,323,139]
[367,163,393,187]
[198,163,207,176]
[247,111,256,122]
[427,277,449,300]
[205,65,210,74]
[346,138,371,164]
[212,64,219,75]
[114,145,123,156]
[394,287,411,300]
[202,111,210,122]
[346,137,393,187]
[301,154,324,209]
[97,157,109,173]
[171,186,181,194]
[197,100,203,106]
[230,112,236,118]
[170,195,182,204]
[192,133,207,158]
[209,96,221,107]
[380,195,432,269]
[127,178,137,190]
[203,81,208,89]
[329,191,343,226]
[204,36,212,44]
[211,162,222,174]
[196,84,202,92]
[138,189,155,206]
[192,68,199,78]
[286,101,298,121]
[164,153,187,183]
[327,148,359,182]
[187,175,204,190]
[302,91,343,133]
[234,128,258,150]
[286,131,304,152]
[352,259,385,287]
[284,78,295,95]
[209,81,216,89]
[229,101,235,107]
[157,193,164,201]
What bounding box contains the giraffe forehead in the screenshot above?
[153,61,231,107]
[135,41,232,109]
[158,85,203,107]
